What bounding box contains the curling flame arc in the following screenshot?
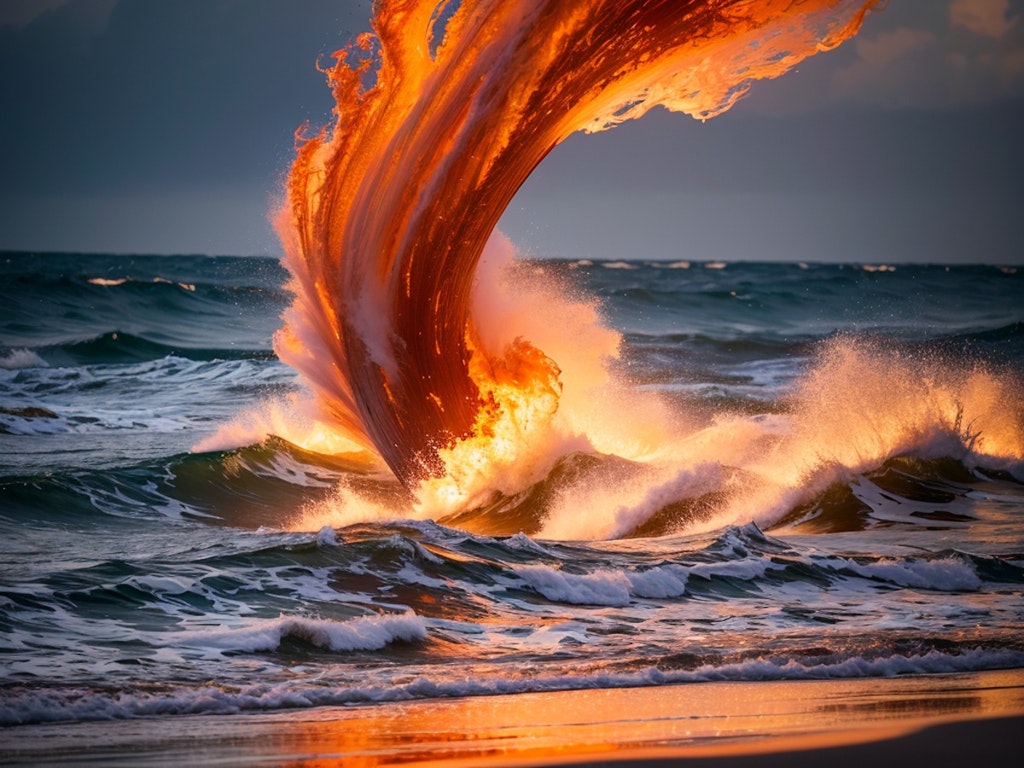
[274,0,879,488]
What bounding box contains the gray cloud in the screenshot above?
[0,1,79,28]
[742,0,1024,113]
[950,0,1018,38]
[0,0,371,253]
[0,0,1020,261]
[499,101,1024,264]
[0,0,370,195]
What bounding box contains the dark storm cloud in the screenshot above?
[522,103,1024,199]
[500,98,1024,264]
[0,0,109,29]
[0,0,1021,260]
[0,0,370,196]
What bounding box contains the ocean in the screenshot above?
[1,251,1022,730]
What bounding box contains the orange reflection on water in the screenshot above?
[269,671,1024,766]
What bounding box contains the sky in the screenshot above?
[0,0,1022,263]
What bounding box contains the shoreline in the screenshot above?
[542,715,1024,768]
[3,669,1023,766]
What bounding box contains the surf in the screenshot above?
[237,1,1024,540]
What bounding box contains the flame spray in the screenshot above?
[255,0,1023,538]
[274,0,880,486]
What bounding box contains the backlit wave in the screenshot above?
[273,0,881,493]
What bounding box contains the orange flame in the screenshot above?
[275,0,880,488]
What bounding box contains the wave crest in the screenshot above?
[176,612,426,654]
[274,0,879,486]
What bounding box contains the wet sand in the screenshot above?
[3,670,1023,766]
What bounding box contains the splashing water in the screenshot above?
[4,252,1024,733]
[265,0,1023,537]
[539,337,1024,540]
[274,1,878,473]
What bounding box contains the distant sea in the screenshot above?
[1,252,1022,725]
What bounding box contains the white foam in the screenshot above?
[4,646,1022,726]
[176,612,426,654]
[684,647,1024,682]
[516,564,632,606]
[124,575,196,596]
[193,391,374,456]
[626,565,688,598]
[605,463,724,540]
[540,461,723,541]
[316,526,339,546]
[0,348,47,370]
[515,563,689,604]
[839,556,982,591]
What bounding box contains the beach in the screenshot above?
[4,670,1022,766]
[3,3,1023,766]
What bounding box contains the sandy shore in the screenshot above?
[3,669,1023,766]
[557,715,1024,767]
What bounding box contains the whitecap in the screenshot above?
[176,612,426,654]
[0,348,48,370]
[516,564,632,606]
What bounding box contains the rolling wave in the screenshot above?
[18,331,273,366]
[1,252,287,356]
[3,512,1022,726]
[4,427,1019,541]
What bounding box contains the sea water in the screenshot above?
[1,252,1022,724]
